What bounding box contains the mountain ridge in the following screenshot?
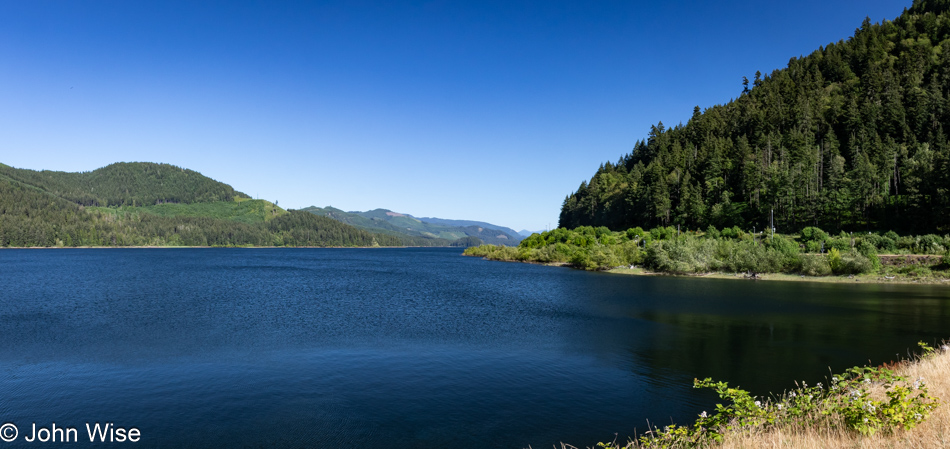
[301,206,522,246]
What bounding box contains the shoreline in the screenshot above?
[606,266,950,285]
[462,254,950,286]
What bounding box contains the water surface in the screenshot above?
[0,248,946,447]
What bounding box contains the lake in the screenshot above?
[0,247,947,448]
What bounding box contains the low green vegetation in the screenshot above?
[611,343,942,449]
[464,225,950,278]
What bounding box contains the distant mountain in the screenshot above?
[518,229,543,237]
[0,162,426,247]
[415,216,522,241]
[301,206,522,246]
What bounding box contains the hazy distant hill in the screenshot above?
[415,216,522,241]
[301,206,522,246]
[0,162,426,247]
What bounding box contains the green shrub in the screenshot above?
[650,226,676,241]
[800,226,828,243]
[553,242,572,258]
[897,235,916,251]
[766,235,802,270]
[625,227,646,241]
[855,240,881,270]
[720,226,743,240]
[705,225,721,239]
[801,254,832,276]
[805,240,823,253]
[898,264,933,277]
[519,233,545,249]
[589,245,621,269]
[917,234,945,254]
[571,234,594,247]
[598,233,618,246]
[534,245,565,263]
[630,355,939,449]
[838,251,874,274]
[828,248,843,273]
[864,233,897,252]
[544,228,573,245]
[568,248,595,270]
[827,237,851,252]
[645,238,718,273]
[617,240,643,265]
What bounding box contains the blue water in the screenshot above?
[0,247,947,448]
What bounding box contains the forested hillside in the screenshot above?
[560,0,950,233]
[0,162,248,206]
[0,162,430,247]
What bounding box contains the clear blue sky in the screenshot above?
[0,0,909,232]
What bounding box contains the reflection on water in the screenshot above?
[0,248,946,448]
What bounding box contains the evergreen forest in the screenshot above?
[560,0,950,234]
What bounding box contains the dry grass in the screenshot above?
[714,349,950,449]
[587,347,950,449]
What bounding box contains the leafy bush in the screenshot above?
[589,245,621,269]
[826,237,851,252]
[646,238,718,273]
[765,235,803,270]
[650,226,677,241]
[864,233,896,252]
[917,234,946,254]
[617,240,643,265]
[720,226,743,240]
[828,248,843,273]
[625,227,646,240]
[800,227,828,243]
[801,254,832,276]
[838,251,874,274]
[897,235,916,251]
[519,233,545,249]
[568,249,594,270]
[534,245,565,263]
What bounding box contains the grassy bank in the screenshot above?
[465,226,950,283]
[589,343,949,449]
